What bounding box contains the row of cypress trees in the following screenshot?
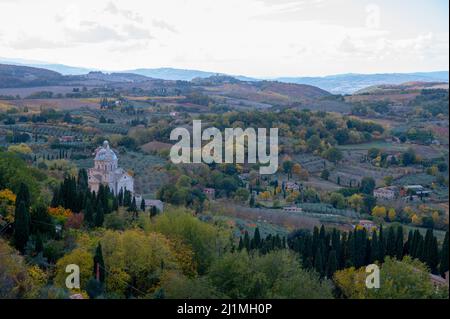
[50,169,156,228]
[240,225,449,278]
[237,228,287,253]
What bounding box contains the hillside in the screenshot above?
[276,71,449,94]
[0,64,65,88]
[355,81,449,94]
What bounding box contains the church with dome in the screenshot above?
[88,141,134,195]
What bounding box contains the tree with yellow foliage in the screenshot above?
[286,190,300,203]
[348,194,363,211]
[371,205,387,219]
[411,214,422,225]
[259,191,271,201]
[0,188,16,222]
[292,163,302,176]
[7,143,32,155]
[388,208,396,221]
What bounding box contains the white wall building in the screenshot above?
[88,141,134,195]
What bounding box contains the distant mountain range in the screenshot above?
[275,72,449,94]
[0,57,448,94]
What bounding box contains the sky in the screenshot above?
[0,0,448,77]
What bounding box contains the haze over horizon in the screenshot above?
[0,0,448,77]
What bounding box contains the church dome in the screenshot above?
[94,140,118,161]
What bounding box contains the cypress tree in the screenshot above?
[112,196,119,212]
[31,204,54,236]
[249,194,255,207]
[312,226,320,257]
[370,231,379,263]
[16,183,31,210]
[326,250,338,279]
[77,168,88,190]
[386,227,396,257]
[128,196,138,217]
[314,247,325,277]
[123,190,132,207]
[254,227,261,249]
[35,233,44,253]
[395,226,404,260]
[303,235,313,269]
[243,231,250,251]
[439,232,449,276]
[140,198,146,211]
[238,237,244,251]
[424,229,434,265]
[339,232,348,268]
[84,198,94,227]
[405,230,414,256]
[118,188,123,206]
[428,237,439,274]
[378,225,386,262]
[93,243,106,283]
[94,206,104,227]
[13,201,30,252]
[150,206,158,218]
[331,229,341,263]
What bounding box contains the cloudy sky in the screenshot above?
[0,0,448,77]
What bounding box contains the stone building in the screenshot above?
[88,141,134,195]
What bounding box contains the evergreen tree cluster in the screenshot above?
[237,227,287,254]
[13,183,55,253]
[50,169,143,228]
[288,225,449,278]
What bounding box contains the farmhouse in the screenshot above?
[88,141,134,195]
[144,199,164,213]
[356,220,377,231]
[401,185,432,197]
[283,206,302,213]
[429,272,449,289]
[373,186,398,200]
[203,188,216,199]
[284,181,300,192]
[59,135,76,143]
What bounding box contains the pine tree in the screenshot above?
[93,243,106,283]
[439,232,449,276]
[13,201,30,252]
[140,198,146,211]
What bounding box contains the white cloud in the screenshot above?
[0,0,447,76]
